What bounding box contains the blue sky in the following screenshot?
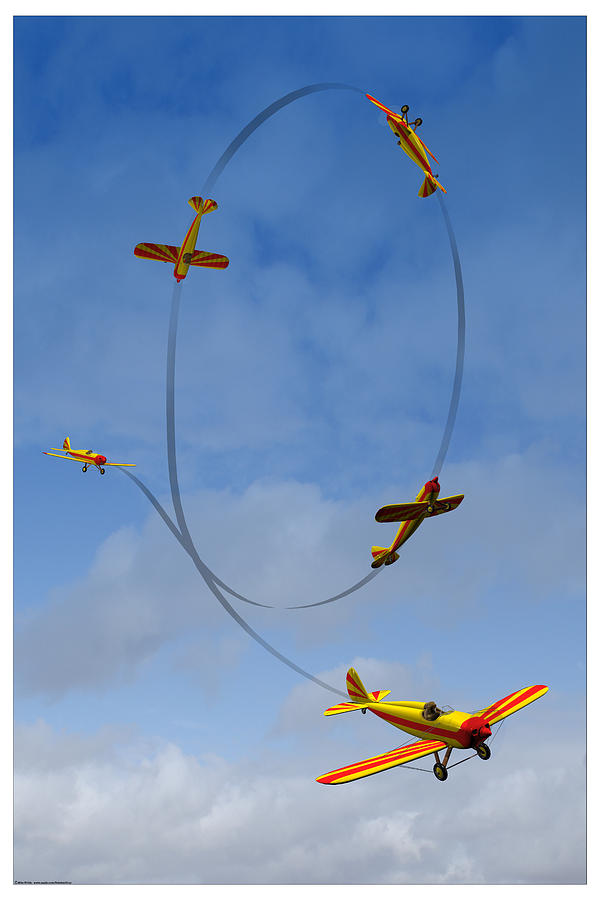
[13,14,586,885]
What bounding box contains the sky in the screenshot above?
[12,12,587,887]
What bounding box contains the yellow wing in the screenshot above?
[478,685,549,726]
[188,250,229,270]
[134,243,180,264]
[317,738,447,784]
[43,452,81,462]
[365,92,404,122]
[375,501,429,523]
[427,494,464,516]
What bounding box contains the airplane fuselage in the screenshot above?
[174,211,203,282]
[388,478,440,553]
[368,701,492,750]
[66,449,107,467]
[387,115,433,178]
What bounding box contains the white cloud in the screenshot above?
[14,710,585,885]
[15,446,583,699]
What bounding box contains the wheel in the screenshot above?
[99,467,105,475]
[361,708,367,715]
[476,743,491,760]
[414,117,423,127]
[401,104,409,113]
[427,505,435,514]
[82,465,87,472]
[445,503,451,511]
[433,763,448,781]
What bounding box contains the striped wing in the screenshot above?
[317,738,447,785]
[104,463,137,467]
[189,250,229,269]
[478,685,549,726]
[414,132,439,164]
[375,501,429,523]
[365,92,404,123]
[427,494,464,516]
[134,243,180,264]
[43,452,81,462]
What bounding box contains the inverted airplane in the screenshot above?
[371,476,463,568]
[366,92,446,198]
[134,196,229,282]
[43,437,136,475]
[317,668,548,784]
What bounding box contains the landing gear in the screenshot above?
[427,505,435,514]
[99,467,106,475]
[433,747,452,781]
[361,708,367,714]
[82,465,88,472]
[476,742,491,760]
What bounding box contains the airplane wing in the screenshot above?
[188,250,229,270]
[375,501,429,523]
[316,738,447,785]
[414,133,439,164]
[427,494,464,516]
[104,463,137,467]
[134,243,180,264]
[43,452,81,462]
[477,685,548,726]
[365,92,404,123]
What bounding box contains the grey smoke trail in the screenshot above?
[118,466,347,698]
[202,83,363,195]
[431,191,465,477]
[168,87,384,612]
[160,86,465,677]
[117,465,271,608]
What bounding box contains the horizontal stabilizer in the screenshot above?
[418,175,437,198]
[105,463,137,467]
[134,243,180,264]
[317,738,447,785]
[323,701,371,716]
[188,249,229,269]
[371,546,389,569]
[188,196,218,215]
[418,174,446,198]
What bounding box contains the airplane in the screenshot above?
[134,196,229,283]
[366,92,446,198]
[317,668,548,784]
[43,437,136,475]
[371,476,463,568]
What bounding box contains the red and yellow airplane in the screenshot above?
[43,437,136,475]
[366,92,446,198]
[371,476,463,568]
[317,668,548,784]
[134,196,229,283]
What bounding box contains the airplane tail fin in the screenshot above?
[323,668,390,715]
[63,437,71,451]
[188,196,218,214]
[418,174,446,198]
[346,667,391,704]
[371,546,399,568]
